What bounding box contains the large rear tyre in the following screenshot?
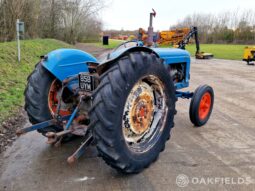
[24,63,71,135]
[89,52,176,173]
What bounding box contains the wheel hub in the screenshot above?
[199,92,211,120]
[123,81,155,140]
[122,75,167,149]
[130,93,154,135]
[48,79,72,116]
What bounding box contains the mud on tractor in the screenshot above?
[17,10,214,173]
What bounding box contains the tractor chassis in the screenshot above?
[16,73,194,164]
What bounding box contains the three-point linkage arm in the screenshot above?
[178,26,200,54]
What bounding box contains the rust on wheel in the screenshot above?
[130,86,154,135]
[198,92,211,120]
[122,75,168,153]
[48,79,71,116]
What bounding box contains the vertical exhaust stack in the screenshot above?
[147,9,156,46]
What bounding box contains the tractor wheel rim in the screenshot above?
[48,79,71,116]
[198,92,211,120]
[122,75,168,153]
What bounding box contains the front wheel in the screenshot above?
[89,51,176,173]
[189,85,214,127]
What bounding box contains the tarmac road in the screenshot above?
[0,45,255,191]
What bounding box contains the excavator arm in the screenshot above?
[137,10,213,59]
[178,27,200,54]
[159,26,213,59]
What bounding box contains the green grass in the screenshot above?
[0,39,72,123]
[184,44,253,60]
[93,39,125,49]
[95,41,251,60]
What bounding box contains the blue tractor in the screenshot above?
[17,10,214,173]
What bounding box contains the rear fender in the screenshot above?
[97,46,160,75]
[42,49,98,81]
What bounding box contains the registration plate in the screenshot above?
[78,73,95,92]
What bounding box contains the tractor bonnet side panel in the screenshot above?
[152,48,191,90]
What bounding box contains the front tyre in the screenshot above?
[89,52,176,173]
[189,85,214,127]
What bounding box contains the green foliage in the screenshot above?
[0,39,72,123]
[223,30,235,43]
[0,0,104,43]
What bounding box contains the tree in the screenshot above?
[0,0,105,43]
[171,9,255,44]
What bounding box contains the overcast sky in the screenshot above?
[100,0,255,30]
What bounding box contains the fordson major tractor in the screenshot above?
[17,10,214,173]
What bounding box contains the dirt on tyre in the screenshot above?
[24,63,72,135]
[89,51,176,173]
[189,85,214,127]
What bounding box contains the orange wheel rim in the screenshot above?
[48,80,71,116]
[198,92,211,120]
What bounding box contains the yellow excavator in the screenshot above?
[158,27,214,59]
[138,26,213,59]
[158,28,191,45]
[137,9,213,59]
[243,47,255,65]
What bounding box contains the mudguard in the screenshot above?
[42,49,98,81]
[97,46,190,75]
[97,46,160,75]
[97,46,190,90]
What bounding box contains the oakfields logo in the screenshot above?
[176,174,189,187]
[176,174,252,187]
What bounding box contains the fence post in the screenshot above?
[16,19,21,63]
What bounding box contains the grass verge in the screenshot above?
[0,39,72,123]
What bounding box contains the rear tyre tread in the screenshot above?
[90,51,176,173]
[24,63,62,134]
